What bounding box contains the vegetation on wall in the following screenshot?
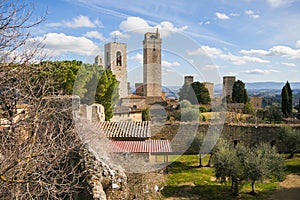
[232,80,248,104]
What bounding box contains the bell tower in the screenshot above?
[104,42,128,98]
[143,29,162,97]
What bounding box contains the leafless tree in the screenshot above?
[0,1,89,199]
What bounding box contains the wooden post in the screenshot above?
[166,153,169,174]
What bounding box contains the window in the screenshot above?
[116,51,122,66]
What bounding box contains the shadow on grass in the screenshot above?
[285,160,300,175]
[161,184,233,199]
[270,187,300,200]
[169,160,197,173]
[161,184,277,200]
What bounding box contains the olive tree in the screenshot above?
[279,126,300,159]
[213,141,284,196]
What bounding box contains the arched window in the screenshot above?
[116,51,122,66]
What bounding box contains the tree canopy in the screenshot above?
[231,80,248,104]
[213,140,284,195]
[279,126,300,159]
[178,82,211,104]
[38,60,119,121]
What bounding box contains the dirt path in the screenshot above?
[270,174,300,200]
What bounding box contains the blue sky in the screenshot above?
[31,0,300,86]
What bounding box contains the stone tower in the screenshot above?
[104,42,128,98]
[203,82,214,99]
[184,76,194,85]
[143,29,162,97]
[222,76,236,100]
[94,55,103,66]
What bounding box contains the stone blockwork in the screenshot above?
[79,104,106,123]
[104,42,128,98]
[222,76,236,100]
[81,147,128,200]
[143,30,162,97]
[151,123,300,154]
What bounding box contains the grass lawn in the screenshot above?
[161,154,300,200]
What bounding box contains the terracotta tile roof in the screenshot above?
[95,121,151,138]
[109,140,172,153]
[122,94,145,99]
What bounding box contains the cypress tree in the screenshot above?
[232,80,248,104]
[281,81,293,117]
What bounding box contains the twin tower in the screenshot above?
[101,29,162,99]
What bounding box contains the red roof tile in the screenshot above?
[95,121,151,138]
[109,140,172,153]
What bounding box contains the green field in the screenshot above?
[160,154,300,200]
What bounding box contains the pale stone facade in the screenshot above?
[79,104,105,122]
[250,96,262,110]
[111,110,142,122]
[203,82,214,99]
[184,76,194,85]
[104,42,128,98]
[222,76,236,100]
[143,29,162,97]
[94,55,103,66]
[135,83,144,96]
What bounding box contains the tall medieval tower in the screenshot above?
[143,29,162,97]
[104,42,128,98]
[222,76,236,100]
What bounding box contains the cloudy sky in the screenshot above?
[32,0,300,86]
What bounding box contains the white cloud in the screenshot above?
[240,49,269,56]
[242,69,280,75]
[270,46,295,56]
[119,16,150,33]
[282,62,296,67]
[230,13,240,17]
[296,41,300,48]
[215,12,230,20]
[188,45,223,57]
[162,60,180,67]
[47,15,103,28]
[118,16,188,38]
[240,45,300,58]
[31,33,100,56]
[84,31,105,40]
[200,21,210,25]
[227,55,269,65]
[266,0,295,7]
[109,30,130,39]
[245,10,260,19]
[188,46,270,65]
[129,53,143,64]
[245,10,255,15]
[156,21,188,37]
[250,14,260,19]
[203,64,221,70]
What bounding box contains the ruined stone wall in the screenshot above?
[151,123,300,154]
[81,148,128,200]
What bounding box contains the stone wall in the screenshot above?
[81,147,128,200]
[79,104,105,122]
[151,123,300,154]
[226,103,244,113]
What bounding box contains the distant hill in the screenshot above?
[244,82,300,90]
[130,82,300,99]
[214,82,300,91]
